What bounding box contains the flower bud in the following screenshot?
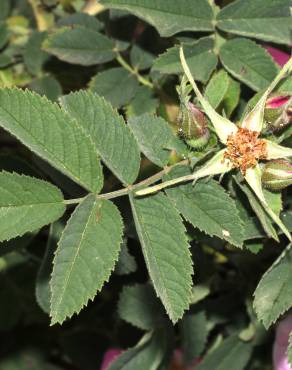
[262,160,292,190]
[177,102,210,149]
[176,76,210,149]
[264,94,292,131]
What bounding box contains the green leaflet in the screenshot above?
[164,166,245,247]
[217,0,292,45]
[0,22,9,49]
[181,311,209,365]
[222,77,240,117]
[115,242,137,275]
[89,67,139,108]
[100,0,214,37]
[23,31,49,76]
[118,284,166,330]
[219,38,279,91]
[130,45,155,71]
[196,335,253,370]
[0,172,65,242]
[50,195,123,325]
[235,200,266,241]
[43,26,116,66]
[128,113,183,167]
[108,329,173,370]
[60,91,140,185]
[36,221,64,314]
[205,69,230,109]
[0,54,11,68]
[279,76,292,94]
[129,192,193,323]
[0,88,103,193]
[264,188,282,217]
[153,37,217,83]
[253,245,292,328]
[126,86,158,117]
[29,75,62,102]
[57,12,103,31]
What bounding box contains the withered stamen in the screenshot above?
[223,128,267,175]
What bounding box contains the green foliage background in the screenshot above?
[0,0,291,369]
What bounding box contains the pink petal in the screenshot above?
[264,46,290,67]
[100,349,122,370]
[266,95,291,109]
[273,315,292,370]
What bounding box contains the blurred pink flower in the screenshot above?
[266,95,291,109]
[100,349,122,370]
[100,348,200,370]
[264,46,290,67]
[170,350,200,369]
[273,315,292,370]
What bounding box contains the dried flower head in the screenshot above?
[224,128,267,174]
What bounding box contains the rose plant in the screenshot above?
[0,1,291,369]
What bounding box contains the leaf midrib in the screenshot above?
[51,198,96,320]
[129,195,174,319]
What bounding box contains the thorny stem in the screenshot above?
[115,52,154,89]
[64,160,189,205]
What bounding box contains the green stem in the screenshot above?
[64,160,189,205]
[115,52,154,89]
[135,173,195,196]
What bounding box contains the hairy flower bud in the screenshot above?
[176,77,210,149]
[264,94,292,131]
[262,160,292,191]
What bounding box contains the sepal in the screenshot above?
[179,47,237,144]
[266,140,292,160]
[192,149,231,182]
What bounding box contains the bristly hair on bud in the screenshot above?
[176,76,210,149]
[262,160,292,191]
[264,94,292,132]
